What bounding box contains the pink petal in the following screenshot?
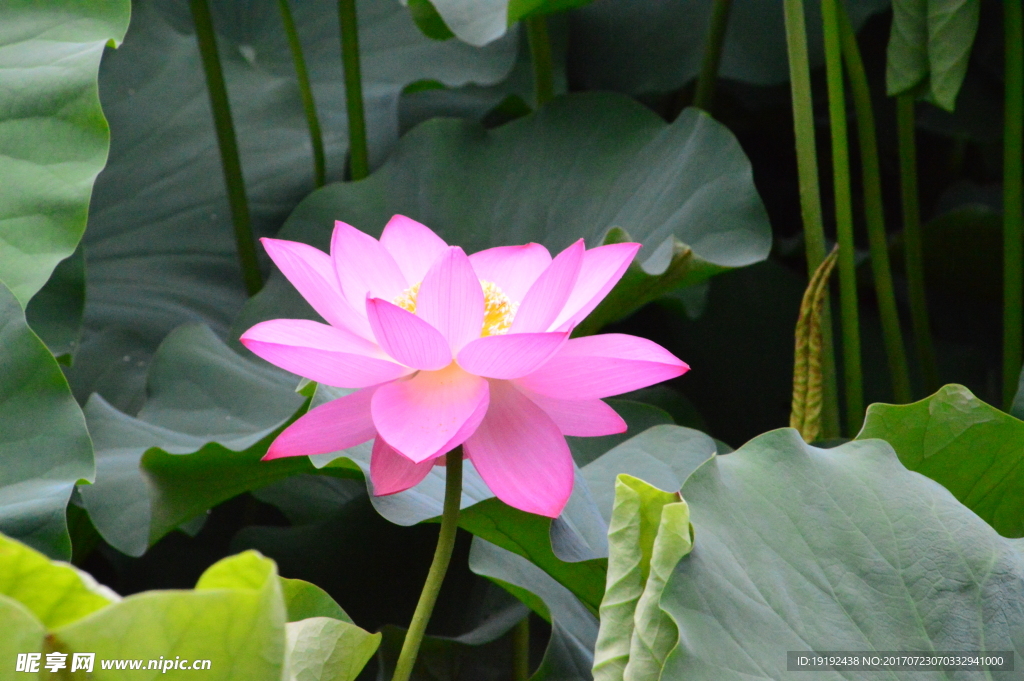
[417,247,485,353]
[240,319,410,388]
[331,220,408,305]
[551,242,641,331]
[379,215,449,285]
[264,388,377,460]
[469,243,552,303]
[464,381,574,518]
[456,332,568,379]
[366,297,452,370]
[520,392,627,436]
[515,334,689,399]
[371,364,489,463]
[510,240,585,333]
[261,238,374,339]
[370,437,435,495]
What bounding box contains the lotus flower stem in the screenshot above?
[391,449,463,681]
[896,95,939,395]
[278,0,326,187]
[512,616,530,681]
[837,5,911,405]
[821,0,863,433]
[1004,0,1024,410]
[693,0,732,113]
[339,0,369,180]
[526,15,555,107]
[783,0,840,437]
[189,0,262,296]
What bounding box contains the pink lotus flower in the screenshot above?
[241,216,689,517]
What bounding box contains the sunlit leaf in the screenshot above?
[0,0,129,306]
[858,384,1024,538]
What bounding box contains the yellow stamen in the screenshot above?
[392,280,517,336]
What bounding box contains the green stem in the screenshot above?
[821,0,862,433]
[784,0,840,438]
[391,450,463,681]
[897,94,939,395]
[837,5,911,404]
[189,0,262,296]
[1004,0,1024,410]
[526,15,555,107]
[693,0,733,113]
[512,616,530,681]
[339,0,369,180]
[278,0,325,187]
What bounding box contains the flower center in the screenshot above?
[392,280,518,336]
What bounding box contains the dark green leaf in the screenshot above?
[235,94,770,338]
[24,245,85,363]
[77,0,517,412]
[887,0,980,111]
[0,281,93,559]
[78,324,305,556]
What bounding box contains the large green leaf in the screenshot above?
[78,324,306,556]
[0,0,129,306]
[1,536,378,680]
[470,538,600,681]
[0,281,93,559]
[75,0,517,413]
[858,384,1024,538]
[57,551,286,680]
[660,428,1024,678]
[567,0,888,95]
[886,0,980,111]
[234,93,770,337]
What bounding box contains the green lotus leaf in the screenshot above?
[285,617,381,681]
[0,281,93,559]
[53,551,286,680]
[234,93,770,339]
[76,0,516,413]
[0,0,129,306]
[78,324,306,556]
[0,532,115,629]
[887,0,980,111]
[470,538,599,681]
[858,383,1024,538]
[660,428,1024,678]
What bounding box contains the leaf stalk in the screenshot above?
[821,0,863,433]
[278,0,326,187]
[189,0,262,296]
[837,5,911,404]
[896,94,939,395]
[783,0,840,438]
[339,0,369,180]
[693,0,733,113]
[526,15,555,107]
